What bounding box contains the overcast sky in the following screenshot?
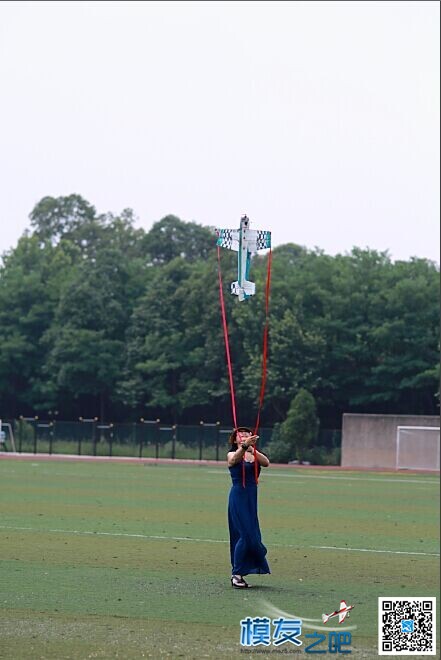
[0,1,439,262]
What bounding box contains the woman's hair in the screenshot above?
[228,426,252,447]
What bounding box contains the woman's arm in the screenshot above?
[227,446,247,467]
[254,449,270,467]
[227,446,270,468]
[227,435,257,466]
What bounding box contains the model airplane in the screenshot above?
[216,215,271,301]
[322,600,355,624]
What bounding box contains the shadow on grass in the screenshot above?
[237,584,289,593]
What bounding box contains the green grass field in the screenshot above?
[0,458,439,659]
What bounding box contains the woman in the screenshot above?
[227,426,270,588]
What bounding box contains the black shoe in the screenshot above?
[231,575,249,588]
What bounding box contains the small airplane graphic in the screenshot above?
[216,215,271,301]
[322,600,355,624]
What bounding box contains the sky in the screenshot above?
[0,0,439,262]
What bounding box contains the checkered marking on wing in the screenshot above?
[256,230,271,250]
[216,229,233,249]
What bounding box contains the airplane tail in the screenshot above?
[322,614,330,624]
[231,280,255,300]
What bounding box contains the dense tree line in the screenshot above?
[0,195,439,428]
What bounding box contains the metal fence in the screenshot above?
[1,419,275,461]
[0,419,342,463]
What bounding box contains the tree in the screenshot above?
[43,242,131,421]
[0,234,66,416]
[30,194,97,244]
[142,215,214,264]
[268,389,319,463]
[118,258,194,421]
[119,220,241,423]
[1,195,439,426]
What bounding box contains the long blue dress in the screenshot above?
[228,459,271,576]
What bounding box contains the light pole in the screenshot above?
[47,410,59,454]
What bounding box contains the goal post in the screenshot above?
[396,426,440,471]
[0,419,17,452]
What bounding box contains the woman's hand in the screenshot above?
[228,434,258,466]
[241,434,259,448]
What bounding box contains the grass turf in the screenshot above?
[0,459,439,658]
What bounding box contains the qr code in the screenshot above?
[379,597,436,655]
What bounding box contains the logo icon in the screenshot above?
[401,619,415,634]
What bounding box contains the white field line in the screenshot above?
[1,456,438,484]
[312,545,440,557]
[0,524,438,557]
[0,465,438,486]
[2,452,440,479]
[0,525,227,544]
[208,470,440,485]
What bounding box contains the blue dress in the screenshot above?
[228,459,271,576]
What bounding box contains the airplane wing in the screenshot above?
[338,602,348,624]
[216,228,239,251]
[244,229,271,253]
